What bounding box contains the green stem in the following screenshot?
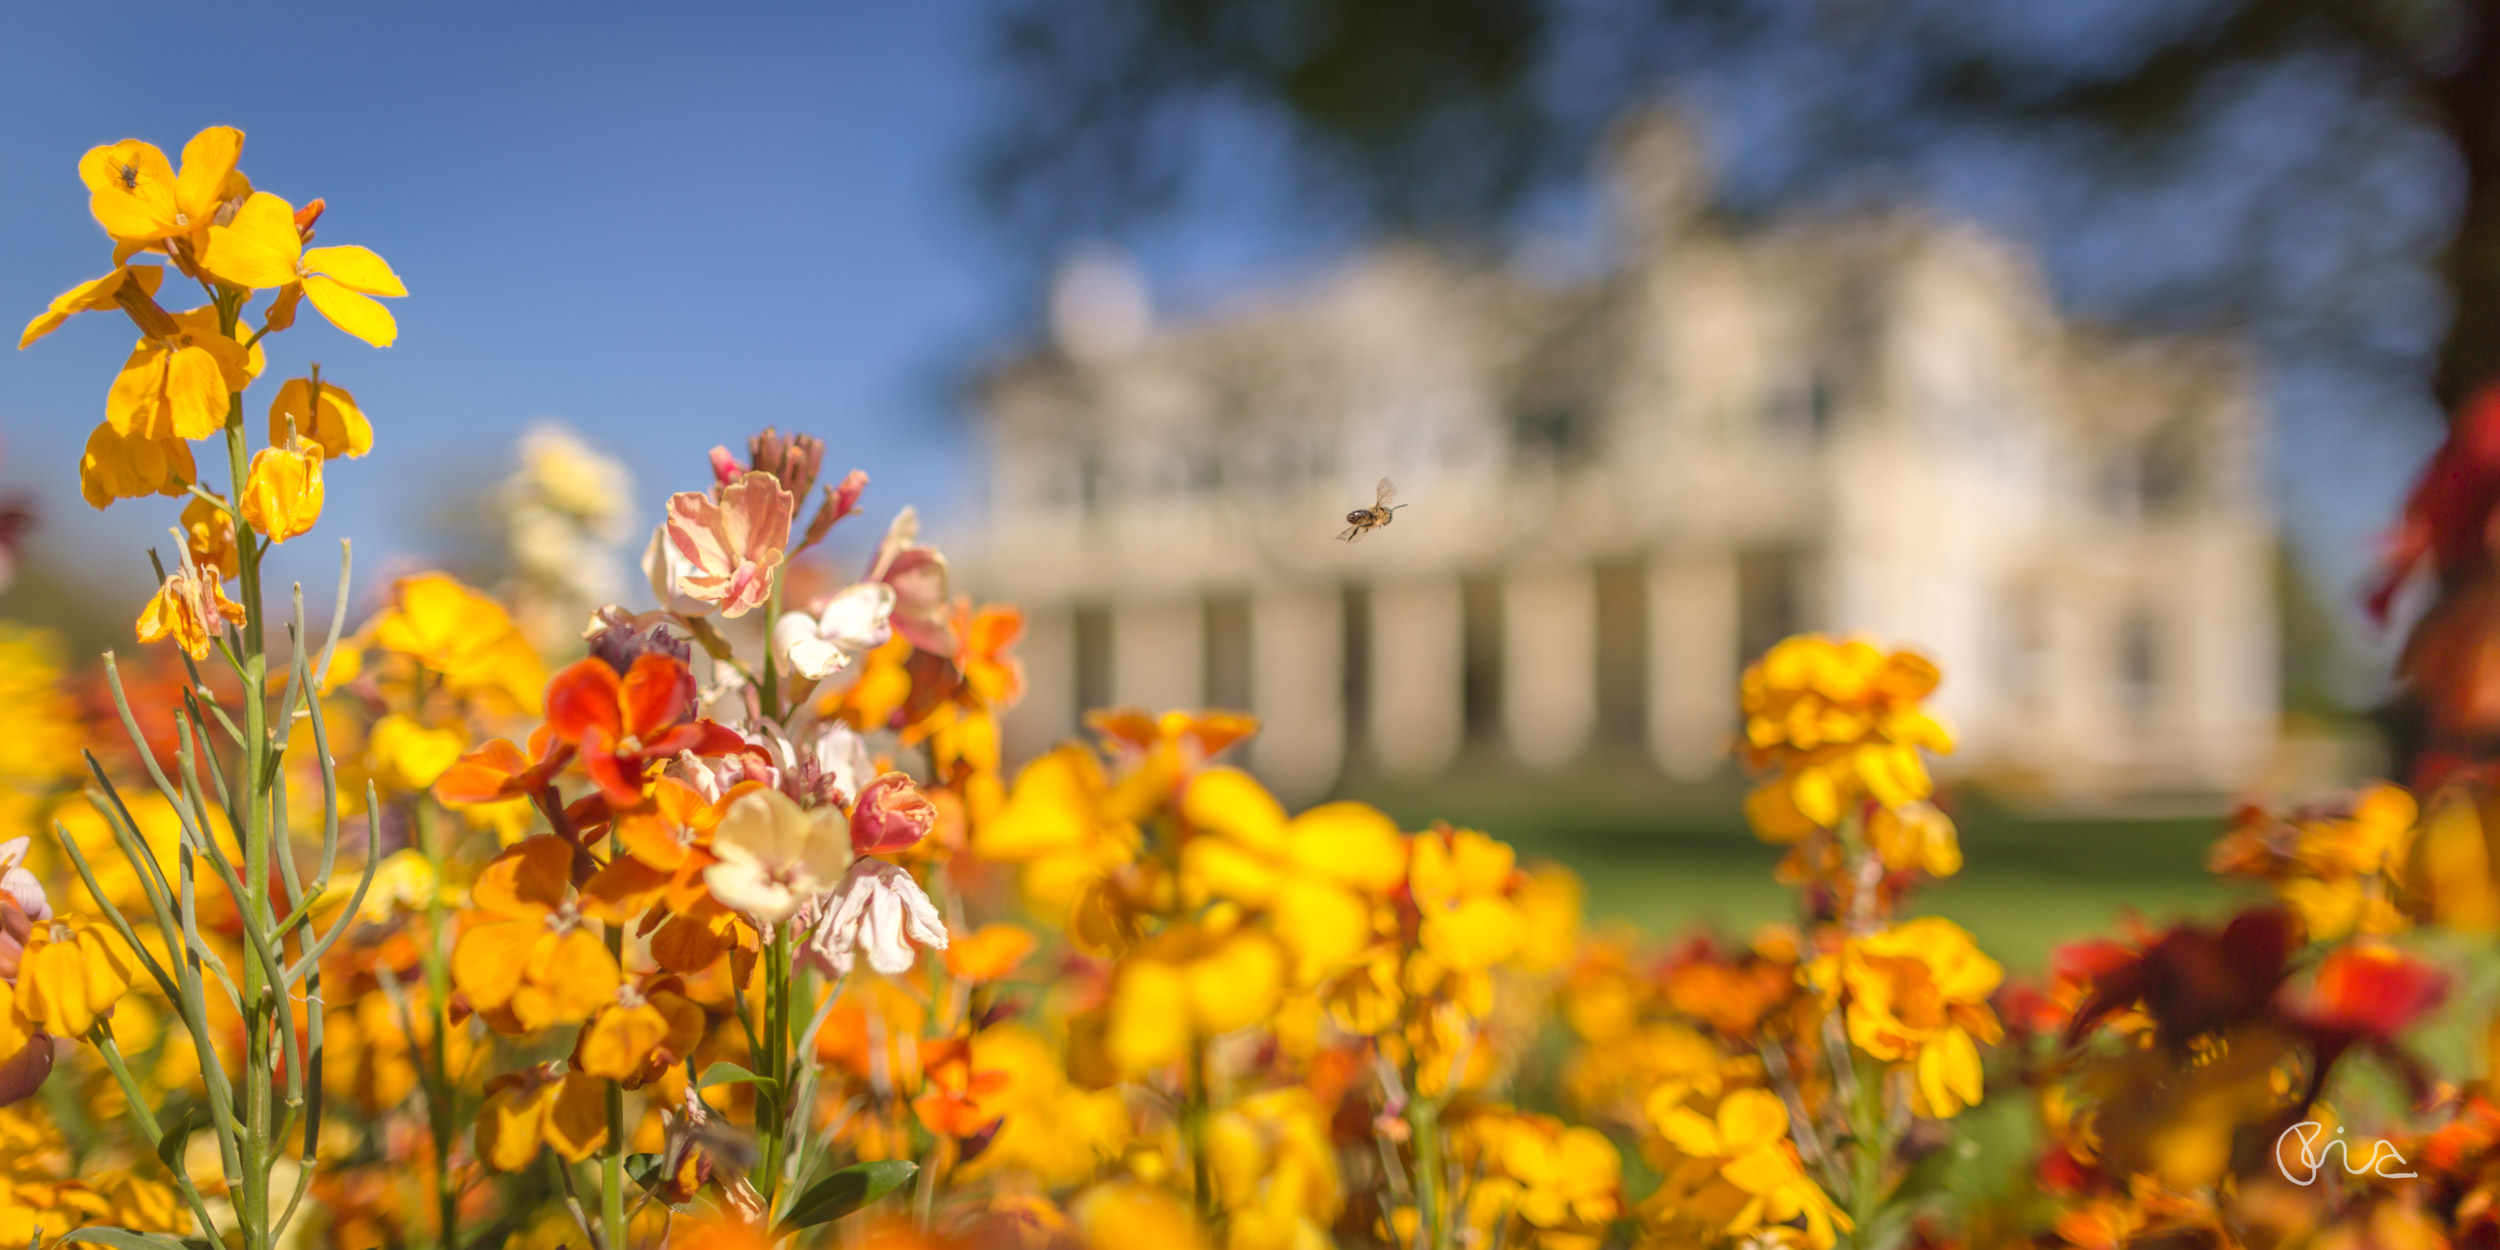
[91,1022,222,1238]
[1186,1033,1214,1230]
[216,292,276,1250]
[757,573,785,721]
[604,840,629,1250]
[1410,1093,1444,1250]
[1846,1055,1893,1250]
[415,798,461,1248]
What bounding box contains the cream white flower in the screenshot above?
[641,521,711,617]
[0,838,46,922]
[801,859,947,977]
[701,788,851,924]
[771,580,896,680]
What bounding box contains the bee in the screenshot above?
[1338,477,1406,542]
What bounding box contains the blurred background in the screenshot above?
[2,0,2481,964]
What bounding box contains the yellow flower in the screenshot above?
[360,572,548,714]
[194,190,405,345]
[268,375,373,459]
[178,492,239,582]
[1656,1089,1849,1250]
[975,744,1145,915]
[1070,1180,1206,1250]
[1180,769,1406,984]
[79,127,245,246]
[79,421,196,510]
[1409,828,1525,974]
[1460,1111,1623,1250]
[1209,1088,1340,1250]
[1091,918,1284,1079]
[1865,801,1961,877]
[18,264,163,349]
[239,435,325,541]
[1805,917,2003,1118]
[136,551,247,660]
[450,836,621,1033]
[952,1024,1132,1188]
[13,915,141,1038]
[105,306,258,442]
[475,1065,608,1170]
[366,714,467,792]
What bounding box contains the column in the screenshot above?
[1504,566,1597,770]
[1648,553,1738,780]
[1003,605,1076,764]
[1249,587,1345,804]
[1369,579,1465,781]
[1111,597,1205,713]
[2180,520,2277,788]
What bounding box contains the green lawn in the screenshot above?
[1339,763,2251,969]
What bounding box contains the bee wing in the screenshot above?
[1339,523,1365,543]
[1375,477,1398,506]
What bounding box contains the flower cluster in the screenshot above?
[10,119,2500,1250]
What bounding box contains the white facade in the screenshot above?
[958,114,2277,804]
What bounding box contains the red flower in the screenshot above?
[2368,385,2500,624]
[434,724,571,805]
[2287,942,2449,1046]
[544,653,745,807]
[2062,907,2297,1050]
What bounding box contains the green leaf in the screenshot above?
[698,1062,780,1102]
[58,1231,191,1250]
[779,1160,918,1229]
[152,1105,207,1176]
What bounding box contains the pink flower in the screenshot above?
[850,772,936,854]
[799,859,947,977]
[662,470,794,618]
[867,507,955,655]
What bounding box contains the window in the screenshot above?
[1203,595,1252,711]
[1462,574,1505,746]
[2119,611,2160,728]
[1074,605,1113,717]
[1509,399,1598,467]
[1594,561,1648,745]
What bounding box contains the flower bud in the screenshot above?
[850,772,937,854]
[240,435,325,542]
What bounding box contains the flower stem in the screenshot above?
[604,841,629,1250]
[1186,1032,1215,1230]
[415,797,461,1248]
[1410,1093,1444,1250]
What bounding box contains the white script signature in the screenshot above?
[2276,1121,2416,1185]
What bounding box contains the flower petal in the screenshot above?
[302,273,398,347]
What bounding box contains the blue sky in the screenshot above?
[0,2,1046,606]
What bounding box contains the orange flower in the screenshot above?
[912,1035,1008,1139]
[571,975,706,1089]
[449,836,619,1034]
[544,653,745,808]
[136,549,246,660]
[474,1064,608,1170]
